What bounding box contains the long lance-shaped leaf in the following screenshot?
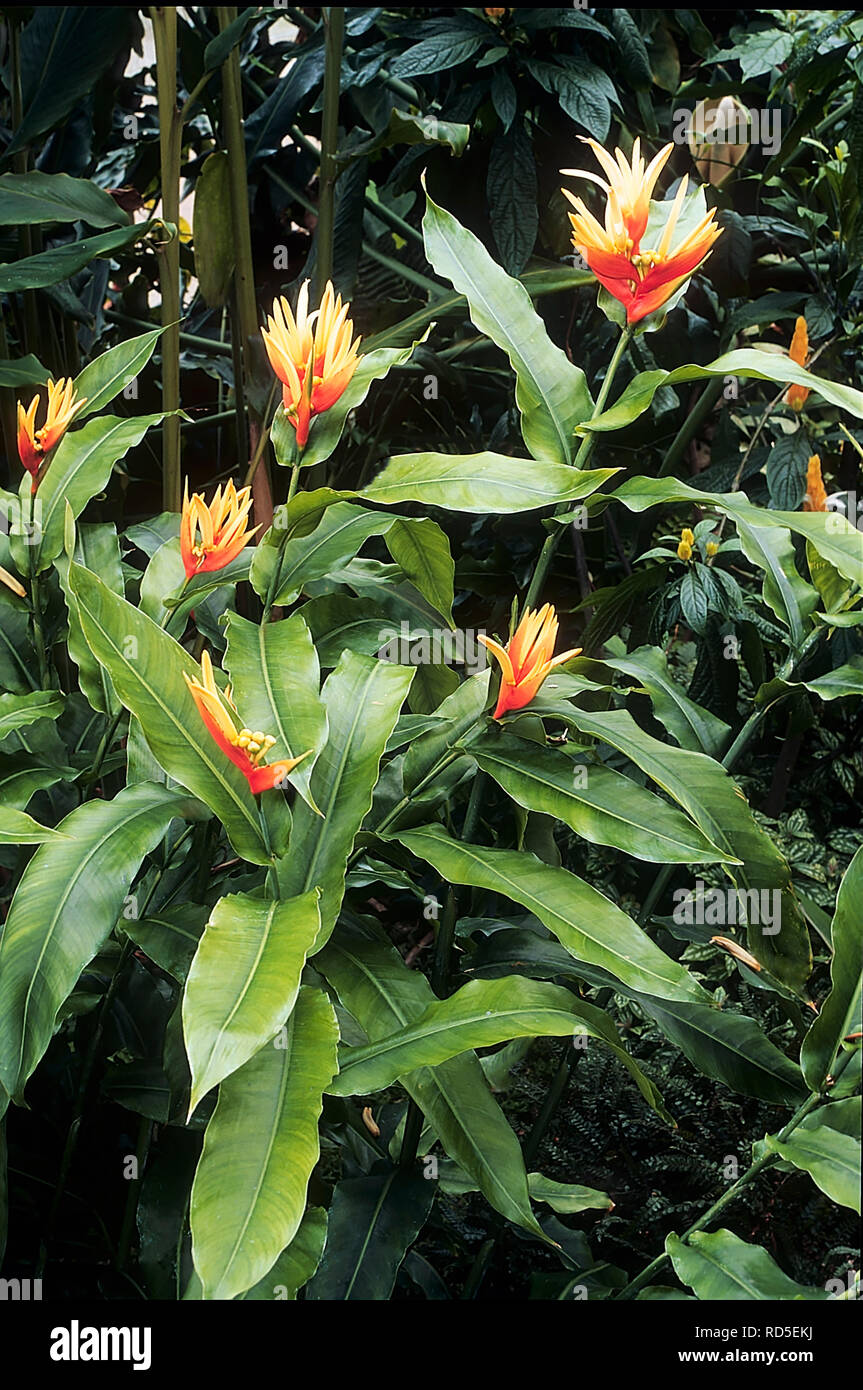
[184,890,321,1117]
[69,562,268,864]
[607,476,863,592]
[464,929,807,1108]
[275,651,413,948]
[224,611,328,813]
[603,645,730,756]
[422,189,594,464]
[533,701,811,992]
[0,223,151,293]
[469,730,733,864]
[0,806,67,844]
[765,1099,861,1213]
[579,349,863,435]
[0,171,129,228]
[735,521,819,649]
[361,452,618,513]
[393,824,710,1006]
[240,1207,328,1300]
[190,985,338,1300]
[329,976,670,1122]
[0,783,202,1099]
[666,1228,832,1301]
[0,690,63,737]
[72,328,163,420]
[801,848,863,1091]
[317,925,546,1238]
[56,518,123,717]
[305,1171,436,1300]
[25,412,165,573]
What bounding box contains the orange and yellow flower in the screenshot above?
[262,279,362,449]
[180,479,258,579]
[803,454,827,512]
[183,650,310,795]
[561,139,722,324]
[785,316,810,412]
[479,604,581,720]
[17,378,86,492]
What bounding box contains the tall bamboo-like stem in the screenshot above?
[217,5,274,534]
[521,324,633,615]
[150,7,182,511]
[315,7,345,298]
[10,17,40,363]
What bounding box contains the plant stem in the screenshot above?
[150,6,183,511]
[615,1048,855,1300]
[522,325,633,615]
[10,17,40,364]
[657,377,724,478]
[315,7,345,297]
[28,490,50,687]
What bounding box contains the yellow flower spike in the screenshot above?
[803,454,827,512]
[677,539,693,562]
[681,528,695,546]
[706,540,720,557]
[785,317,810,412]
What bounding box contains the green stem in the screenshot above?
[522,324,633,615]
[315,7,345,298]
[28,490,50,688]
[150,7,182,511]
[658,377,724,478]
[616,1048,855,1300]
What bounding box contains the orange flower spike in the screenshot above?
[785,316,810,412]
[17,378,86,492]
[180,479,259,579]
[183,650,310,795]
[803,454,827,512]
[261,279,361,449]
[563,137,673,253]
[479,604,582,720]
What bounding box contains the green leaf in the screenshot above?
[305,1171,435,1300]
[604,646,730,755]
[0,783,200,1099]
[527,1173,612,1214]
[329,976,670,1122]
[317,925,546,1238]
[766,431,810,510]
[8,6,138,155]
[0,806,67,844]
[361,453,617,513]
[30,413,165,573]
[486,120,537,275]
[68,563,268,864]
[736,520,819,647]
[0,752,75,810]
[383,518,455,627]
[0,224,150,293]
[393,824,710,1005]
[193,153,235,308]
[580,350,863,435]
[275,652,413,947]
[666,1228,832,1300]
[73,330,163,422]
[259,502,391,606]
[240,1207,328,1300]
[56,519,123,716]
[610,475,863,594]
[550,702,811,991]
[803,663,863,701]
[0,354,50,387]
[183,890,322,1117]
[0,690,64,739]
[124,904,209,984]
[0,172,127,228]
[766,1099,861,1212]
[802,849,863,1090]
[470,731,733,863]
[224,611,328,813]
[190,986,339,1300]
[301,594,392,665]
[389,34,485,79]
[422,190,593,464]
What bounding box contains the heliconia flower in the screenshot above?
[17,378,86,492]
[803,454,827,512]
[562,143,722,325]
[785,317,810,412]
[261,280,362,449]
[478,604,582,720]
[180,479,259,579]
[183,649,310,795]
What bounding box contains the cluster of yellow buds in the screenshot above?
[234,729,277,764]
[677,527,695,561]
[706,539,720,557]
